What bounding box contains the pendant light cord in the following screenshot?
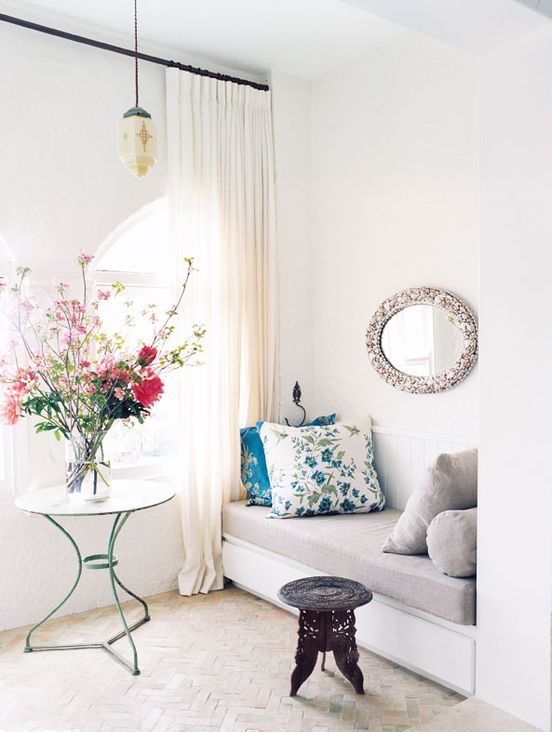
[134,0,139,107]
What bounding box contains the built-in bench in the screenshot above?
[222,427,477,695]
[223,501,475,626]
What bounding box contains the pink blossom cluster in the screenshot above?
[0,253,202,440]
[0,368,37,425]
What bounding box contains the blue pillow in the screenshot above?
[241,414,335,507]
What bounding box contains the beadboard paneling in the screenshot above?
[372,427,476,510]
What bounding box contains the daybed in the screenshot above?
[222,500,477,695]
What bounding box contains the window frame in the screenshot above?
[92,200,174,482]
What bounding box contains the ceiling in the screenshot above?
[0,0,404,81]
[341,0,550,54]
[514,0,552,19]
[0,0,550,80]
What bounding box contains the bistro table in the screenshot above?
[15,479,175,676]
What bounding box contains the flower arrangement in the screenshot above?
[0,252,204,499]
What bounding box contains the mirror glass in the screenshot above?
[381,304,463,377]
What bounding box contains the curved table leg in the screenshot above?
[25,515,83,652]
[331,610,365,695]
[290,610,322,696]
[22,510,151,676]
[112,567,150,622]
[105,512,142,675]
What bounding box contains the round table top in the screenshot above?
[15,480,175,517]
[278,576,373,612]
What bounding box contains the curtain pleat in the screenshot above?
[166,70,277,595]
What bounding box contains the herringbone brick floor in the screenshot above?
[0,586,462,732]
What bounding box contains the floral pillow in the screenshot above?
[241,414,335,507]
[259,420,385,519]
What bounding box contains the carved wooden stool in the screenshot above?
[278,576,372,697]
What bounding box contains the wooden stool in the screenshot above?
[278,576,372,697]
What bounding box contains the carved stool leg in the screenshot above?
[290,610,322,696]
[330,610,365,695]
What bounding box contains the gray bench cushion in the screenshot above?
[222,501,476,626]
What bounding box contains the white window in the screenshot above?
[93,199,176,480]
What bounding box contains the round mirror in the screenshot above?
[381,304,464,377]
[366,287,478,394]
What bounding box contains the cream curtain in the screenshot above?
[166,69,277,595]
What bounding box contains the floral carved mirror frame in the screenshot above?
[366,287,478,394]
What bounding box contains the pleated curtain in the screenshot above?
[166,68,277,595]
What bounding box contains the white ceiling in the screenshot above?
[341,0,550,54]
[514,0,552,19]
[0,0,404,81]
[0,0,550,80]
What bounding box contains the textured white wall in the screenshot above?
[308,34,479,436]
[270,72,314,422]
[477,26,552,731]
[0,24,308,631]
[0,21,482,632]
[0,22,176,631]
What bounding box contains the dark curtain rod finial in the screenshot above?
[0,13,270,92]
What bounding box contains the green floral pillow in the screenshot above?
[259,420,385,519]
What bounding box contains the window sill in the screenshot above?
[111,457,172,481]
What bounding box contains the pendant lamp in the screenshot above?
[118,0,157,178]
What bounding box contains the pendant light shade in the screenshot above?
[118,106,157,178]
[118,0,156,178]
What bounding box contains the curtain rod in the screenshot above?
[0,13,270,92]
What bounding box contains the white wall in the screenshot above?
[477,26,552,731]
[0,21,183,630]
[270,72,314,422]
[0,22,305,631]
[308,34,479,437]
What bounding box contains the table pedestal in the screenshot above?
[291,608,364,696]
[24,511,148,675]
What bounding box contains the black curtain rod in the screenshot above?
[0,12,270,92]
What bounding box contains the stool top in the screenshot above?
[278,576,372,612]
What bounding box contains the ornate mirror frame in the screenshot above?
[366,287,478,394]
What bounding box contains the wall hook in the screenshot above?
[285,381,306,427]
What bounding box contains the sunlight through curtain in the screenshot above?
[166,69,277,595]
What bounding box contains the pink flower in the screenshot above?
[113,368,130,384]
[97,289,111,301]
[114,387,125,400]
[0,393,21,425]
[76,250,94,267]
[132,374,164,408]
[138,345,157,367]
[12,368,37,395]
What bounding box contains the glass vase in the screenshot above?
[65,431,112,501]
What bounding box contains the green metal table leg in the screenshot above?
[113,564,150,622]
[23,510,151,676]
[25,515,83,652]
[105,512,142,675]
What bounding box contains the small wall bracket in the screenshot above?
[285,381,306,427]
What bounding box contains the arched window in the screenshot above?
[93,200,176,479]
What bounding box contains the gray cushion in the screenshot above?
[382,449,478,555]
[427,508,477,578]
[222,501,476,625]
